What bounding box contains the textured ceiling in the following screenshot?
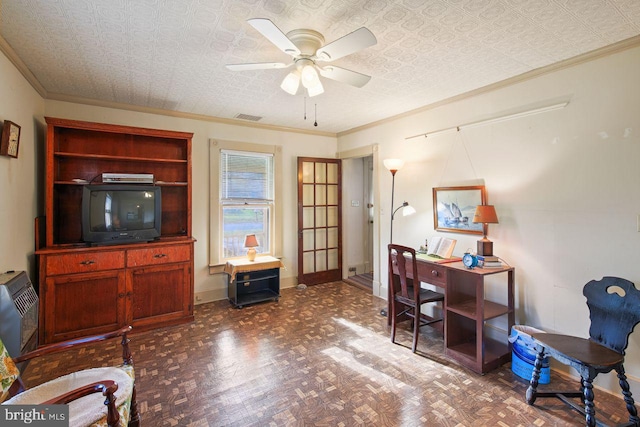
[1,0,639,134]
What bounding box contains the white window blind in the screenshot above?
[219,150,274,259]
[221,150,274,202]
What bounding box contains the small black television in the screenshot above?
[82,184,162,245]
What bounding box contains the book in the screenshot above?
[427,236,457,259]
[482,261,503,268]
[477,255,499,262]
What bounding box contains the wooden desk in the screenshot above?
[389,254,515,374]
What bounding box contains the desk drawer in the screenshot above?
[45,251,125,275]
[417,262,447,286]
[127,244,191,267]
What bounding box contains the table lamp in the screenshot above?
[472,205,499,256]
[244,234,259,262]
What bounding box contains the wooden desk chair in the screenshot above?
[525,277,640,427]
[1,326,139,427]
[388,244,445,353]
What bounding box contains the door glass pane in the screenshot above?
[327,184,338,205]
[315,185,326,205]
[302,162,314,183]
[315,229,326,249]
[315,207,326,227]
[327,207,338,227]
[328,249,338,270]
[327,227,338,248]
[315,250,327,271]
[315,163,327,183]
[303,252,315,274]
[303,207,314,228]
[303,184,314,205]
[303,229,314,251]
[327,163,338,184]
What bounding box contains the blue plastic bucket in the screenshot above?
[509,325,550,384]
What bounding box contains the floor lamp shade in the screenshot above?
[472,205,499,256]
[383,159,405,173]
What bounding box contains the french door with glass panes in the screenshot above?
[297,157,342,285]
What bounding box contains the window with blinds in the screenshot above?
[220,150,274,259]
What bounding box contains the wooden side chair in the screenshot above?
[525,277,640,427]
[1,326,140,427]
[388,244,445,353]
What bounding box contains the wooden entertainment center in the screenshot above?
[36,117,195,345]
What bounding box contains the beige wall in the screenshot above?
[0,51,45,278]
[338,45,640,396]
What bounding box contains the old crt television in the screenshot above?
[82,184,162,245]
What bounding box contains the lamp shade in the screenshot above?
[307,79,324,97]
[402,204,416,217]
[280,72,300,95]
[383,159,405,172]
[301,64,320,89]
[472,205,499,224]
[244,234,259,248]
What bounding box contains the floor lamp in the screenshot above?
[382,159,416,316]
[383,159,417,244]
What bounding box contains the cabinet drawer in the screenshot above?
[45,251,125,275]
[127,244,191,267]
[417,262,447,286]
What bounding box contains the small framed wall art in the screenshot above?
[433,185,486,235]
[0,120,21,158]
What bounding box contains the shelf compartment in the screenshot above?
[446,337,510,364]
[55,157,188,184]
[55,152,188,164]
[446,299,509,320]
[54,180,188,186]
[53,126,188,161]
[235,289,279,307]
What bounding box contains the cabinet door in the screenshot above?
[42,270,126,344]
[127,263,192,328]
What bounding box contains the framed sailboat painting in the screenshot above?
[433,185,486,235]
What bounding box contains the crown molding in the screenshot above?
[0,35,47,97]
[46,93,337,137]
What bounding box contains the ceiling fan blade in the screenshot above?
[319,66,371,88]
[225,62,289,71]
[247,18,301,57]
[315,27,376,62]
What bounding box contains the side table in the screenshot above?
[224,256,283,308]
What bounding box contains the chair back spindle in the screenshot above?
[390,245,419,301]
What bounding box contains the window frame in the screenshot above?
[209,139,282,268]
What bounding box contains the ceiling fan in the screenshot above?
[226,18,377,97]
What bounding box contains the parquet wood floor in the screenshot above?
[21,281,635,426]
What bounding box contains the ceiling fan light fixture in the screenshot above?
[300,64,320,89]
[307,80,324,97]
[281,71,300,95]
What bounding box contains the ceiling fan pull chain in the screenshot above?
[314,103,318,127]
